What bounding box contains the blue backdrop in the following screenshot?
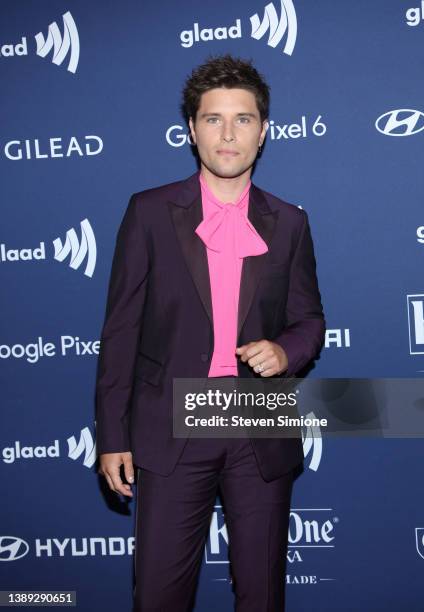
[1,1,423,610]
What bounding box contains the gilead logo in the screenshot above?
[4,136,103,160]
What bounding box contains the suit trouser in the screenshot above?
[132,434,294,612]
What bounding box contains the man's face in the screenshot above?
[189,87,268,179]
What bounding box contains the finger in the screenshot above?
[261,369,277,377]
[261,362,279,376]
[109,466,133,498]
[235,342,253,357]
[261,353,283,376]
[123,456,135,485]
[104,472,116,492]
[239,342,263,363]
[249,348,273,369]
[254,361,272,374]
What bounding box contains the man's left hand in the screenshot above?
[235,340,288,376]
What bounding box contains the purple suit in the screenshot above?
[95,170,325,481]
[95,170,326,611]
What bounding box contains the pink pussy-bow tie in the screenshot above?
[195,202,268,258]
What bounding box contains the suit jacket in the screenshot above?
[95,170,326,481]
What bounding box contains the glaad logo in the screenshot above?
[0,11,79,74]
[67,427,96,468]
[406,2,424,26]
[179,0,297,55]
[1,426,96,468]
[35,11,80,73]
[180,20,241,48]
[2,440,60,464]
[302,411,322,471]
[250,0,297,56]
[53,219,97,278]
[0,537,30,562]
[407,294,424,355]
[375,109,424,137]
[0,219,96,278]
[415,528,424,559]
[417,226,424,243]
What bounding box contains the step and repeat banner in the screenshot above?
[1,1,423,610]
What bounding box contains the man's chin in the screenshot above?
[205,163,252,180]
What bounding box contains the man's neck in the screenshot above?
[200,166,251,204]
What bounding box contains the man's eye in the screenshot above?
[238,117,250,123]
[207,117,219,123]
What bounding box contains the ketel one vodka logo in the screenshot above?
[0,219,96,278]
[204,506,337,564]
[0,11,79,73]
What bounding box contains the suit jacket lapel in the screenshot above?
[168,171,213,326]
[237,184,279,339]
[168,171,279,340]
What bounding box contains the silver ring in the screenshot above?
[257,363,264,373]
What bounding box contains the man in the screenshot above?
[96,54,325,611]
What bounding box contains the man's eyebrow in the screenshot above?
[199,112,258,118]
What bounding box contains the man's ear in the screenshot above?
[188,117,196,144]
[260,119,269,145]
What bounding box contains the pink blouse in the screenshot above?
[195,173,268,377]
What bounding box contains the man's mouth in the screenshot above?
[216,149,239,156]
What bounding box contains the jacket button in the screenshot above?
[200,353,209,362]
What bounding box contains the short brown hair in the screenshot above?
[182,54,270,123]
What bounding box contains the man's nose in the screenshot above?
[221,120,235,142]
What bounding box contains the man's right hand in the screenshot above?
[98,452,134,497]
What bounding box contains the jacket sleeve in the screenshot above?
[95,193,150,455]
[273,209,326,377]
